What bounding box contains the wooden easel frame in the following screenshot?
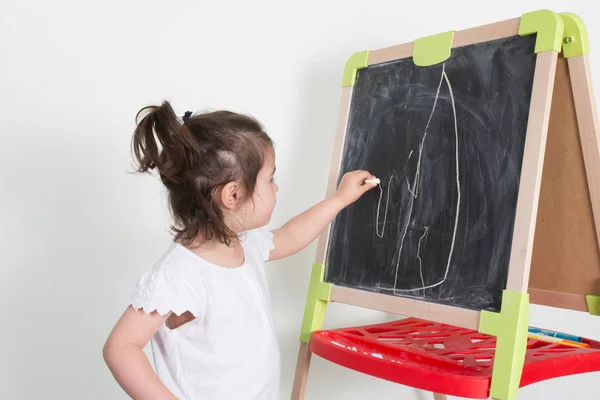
[292,10,600,400]
[528,53,600,313]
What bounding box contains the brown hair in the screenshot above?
[131,100,273,246]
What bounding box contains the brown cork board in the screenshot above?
[529,55,600,311]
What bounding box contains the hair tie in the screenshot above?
[183,111,193,122]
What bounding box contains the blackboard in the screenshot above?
[324,35,538,312]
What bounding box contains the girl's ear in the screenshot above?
[220,181,242,210]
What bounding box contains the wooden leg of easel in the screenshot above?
[291,342,312,400]
[432,393,447,400]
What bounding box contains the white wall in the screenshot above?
[2,0,599,399]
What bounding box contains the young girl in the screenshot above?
[103,101,377,399]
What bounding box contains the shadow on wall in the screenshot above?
[269,54,415,398]
[269,55,345,398]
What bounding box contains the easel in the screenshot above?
[291,10,600,400]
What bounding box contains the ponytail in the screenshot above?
[132,101,200,183]
[129,99,274,245]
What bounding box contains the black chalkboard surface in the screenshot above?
[324,35,537,312]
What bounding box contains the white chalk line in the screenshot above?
[375,175,393,238]
[393,65,461,293]
[405,151,416,197]
[373,64,461,294]
[391,63,446,292]
[416,226,429,296]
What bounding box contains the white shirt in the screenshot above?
[129,228,280,400]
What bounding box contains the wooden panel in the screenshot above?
[368,18,520,66]
[330,286,481,330]
[315,86,353,264]
[529,55,600,306]
[528,289,588,312]
[506,51,558,293]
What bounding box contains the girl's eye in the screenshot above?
[270,176,276,183]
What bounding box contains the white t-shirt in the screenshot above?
[129,228,280,400]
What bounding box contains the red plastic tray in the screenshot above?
[310,318,600,398]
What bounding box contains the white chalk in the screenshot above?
[365,178,380,185]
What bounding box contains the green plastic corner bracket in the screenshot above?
[561,13,590,58]
[519,9,564,53]
[586,295,600,316]
[413,31,454,67]
[299,263,332,343]
[479,290,529,400]
[342,50,369,87]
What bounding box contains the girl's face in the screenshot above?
[239,148,278,230]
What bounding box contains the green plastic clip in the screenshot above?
[560,13,590,58]
[479,290,529,400]
[413,31,455,67]
[342,50,369,88]
[299,263,332,343]
[586,295,600,316]
[519,9,564,53]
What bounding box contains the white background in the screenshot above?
[2,1,600,399]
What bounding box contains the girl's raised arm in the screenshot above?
[269,170,377,261]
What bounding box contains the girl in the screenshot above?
[103,101,377,399]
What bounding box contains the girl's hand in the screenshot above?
[334,170,378,207]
